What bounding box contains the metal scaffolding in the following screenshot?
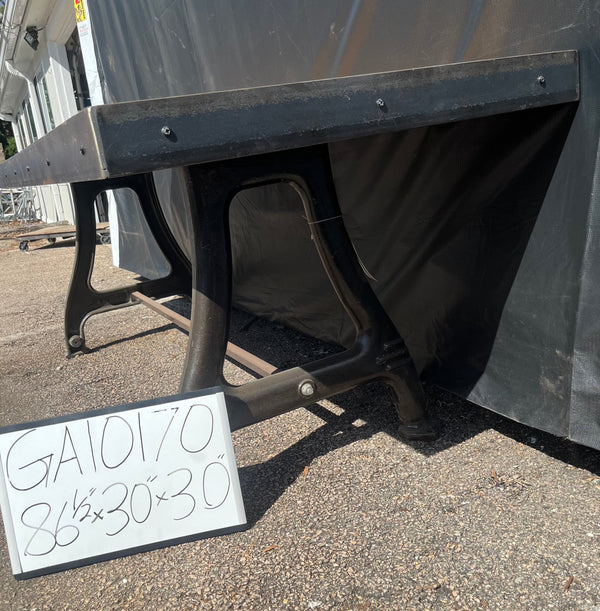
[0,188,37,222]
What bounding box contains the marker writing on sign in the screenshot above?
[0,393,246,576]
[18,462,232,558]
[4,403,215,491]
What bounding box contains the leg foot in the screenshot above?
[397,419,439,441]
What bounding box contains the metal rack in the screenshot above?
[0,188,37,222]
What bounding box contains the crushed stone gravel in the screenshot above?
[0,240,599,610]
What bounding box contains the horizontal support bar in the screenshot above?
[131,291,277,377]
[0,51,579,188]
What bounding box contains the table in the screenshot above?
[0,51,579,437]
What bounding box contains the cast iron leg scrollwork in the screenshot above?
[65,173,190,355]
[181,145,437,440]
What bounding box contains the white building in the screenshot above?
[0,0,101,224]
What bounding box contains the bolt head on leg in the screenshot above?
[68,335,84,349]
[298,379,317,398]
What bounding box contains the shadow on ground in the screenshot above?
[237,379,600,525]
[81,292,600,526]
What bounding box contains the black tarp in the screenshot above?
[87,0,600,450]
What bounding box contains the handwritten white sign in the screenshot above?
[0,389,246,579]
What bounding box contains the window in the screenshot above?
[15,112,27,149]
[34,71,56,133]
[20,99,38,144]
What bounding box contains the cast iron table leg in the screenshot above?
[180,145,437,439]
[65,174,190,355]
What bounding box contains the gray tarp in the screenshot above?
[88,0,600,450]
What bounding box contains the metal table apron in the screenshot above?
[0,52,579,438]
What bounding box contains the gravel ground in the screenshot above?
[1,236,600,610]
